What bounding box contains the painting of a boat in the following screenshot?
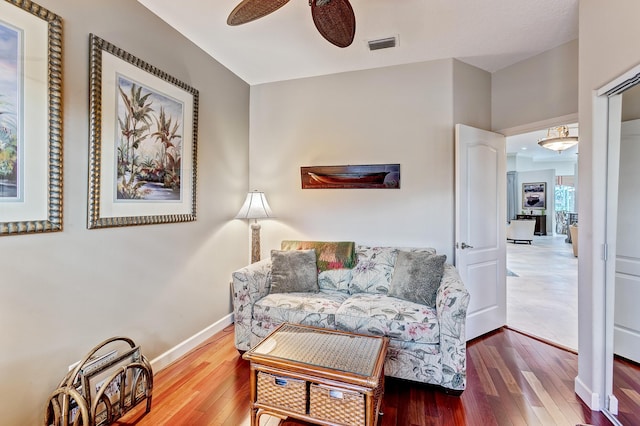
[526,194,540,206]
[301,164,400,189]
[308,171,389,185]
[522,182,546,209]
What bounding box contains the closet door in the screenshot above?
[614,119,640,363]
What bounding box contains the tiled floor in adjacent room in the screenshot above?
[506,233,578,351]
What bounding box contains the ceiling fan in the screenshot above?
[227,0,356,48]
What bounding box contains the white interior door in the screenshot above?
[614,119,640,363]
[455,124,506,341]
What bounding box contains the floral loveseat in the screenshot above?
[231,242,470,393]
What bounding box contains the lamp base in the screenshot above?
[251,222,261,263]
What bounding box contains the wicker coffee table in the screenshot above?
[243,323,388,426]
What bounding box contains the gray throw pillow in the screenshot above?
[270,249,319,293]
[388,251,446,307]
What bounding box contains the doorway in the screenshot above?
[504,125,579,351]
[594,71,640,424]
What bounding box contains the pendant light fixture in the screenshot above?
[537,125,579,153]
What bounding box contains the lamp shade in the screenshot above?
[235,191,274,220]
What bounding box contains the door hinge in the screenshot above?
[602,243,608,261]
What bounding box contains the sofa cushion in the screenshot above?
[270,249,318,293]
[350,246,436,294]
[252,291,349,340]
[335,293,440,344]
[388,252,446,307]
[281,240,356,272]
[318,268,352,293]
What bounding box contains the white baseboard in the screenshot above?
[149,313,234,372]
[574,376,600,411]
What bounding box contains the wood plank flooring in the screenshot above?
[506,234,640,425]
[614,355,640,426]
[113,324,640,426]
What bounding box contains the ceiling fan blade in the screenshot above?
[310,0,356,48]
[227,0,291,26]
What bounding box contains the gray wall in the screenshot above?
[492,40,578,132]
[454,59,492,130]
[0,1,250,424]
[249,59,491,262]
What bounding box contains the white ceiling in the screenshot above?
[139,0,580,159]
[137,0,579,85]
[507,124,579,163]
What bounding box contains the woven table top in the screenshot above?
[252,324,383,377]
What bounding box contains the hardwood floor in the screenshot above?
[613,355,640,426]
[113,324,640,426]
[506,235,640,424]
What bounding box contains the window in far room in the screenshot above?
[555,176,576,212]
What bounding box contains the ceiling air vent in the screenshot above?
[368,36,397,51]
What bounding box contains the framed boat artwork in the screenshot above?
[522,182,546,209]
[301,164,400,189]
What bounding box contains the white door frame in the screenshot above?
[496,114,579,138]
[586,63,640,420]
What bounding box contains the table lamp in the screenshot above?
[235,191,274,263]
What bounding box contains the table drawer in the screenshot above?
[257,372,306,414]
[309,384,365,426]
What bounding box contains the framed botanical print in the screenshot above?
[0,0,62,235]
[87,34,199,229]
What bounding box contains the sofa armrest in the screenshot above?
[435,264,471,391]
[231,259,272,350]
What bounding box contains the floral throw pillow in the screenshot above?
[318,268,352,293]
[349,245,436,294]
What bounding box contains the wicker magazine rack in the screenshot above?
[44,337,153,426]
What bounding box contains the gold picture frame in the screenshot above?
[0,0,62,235]
[87,34,199,229]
